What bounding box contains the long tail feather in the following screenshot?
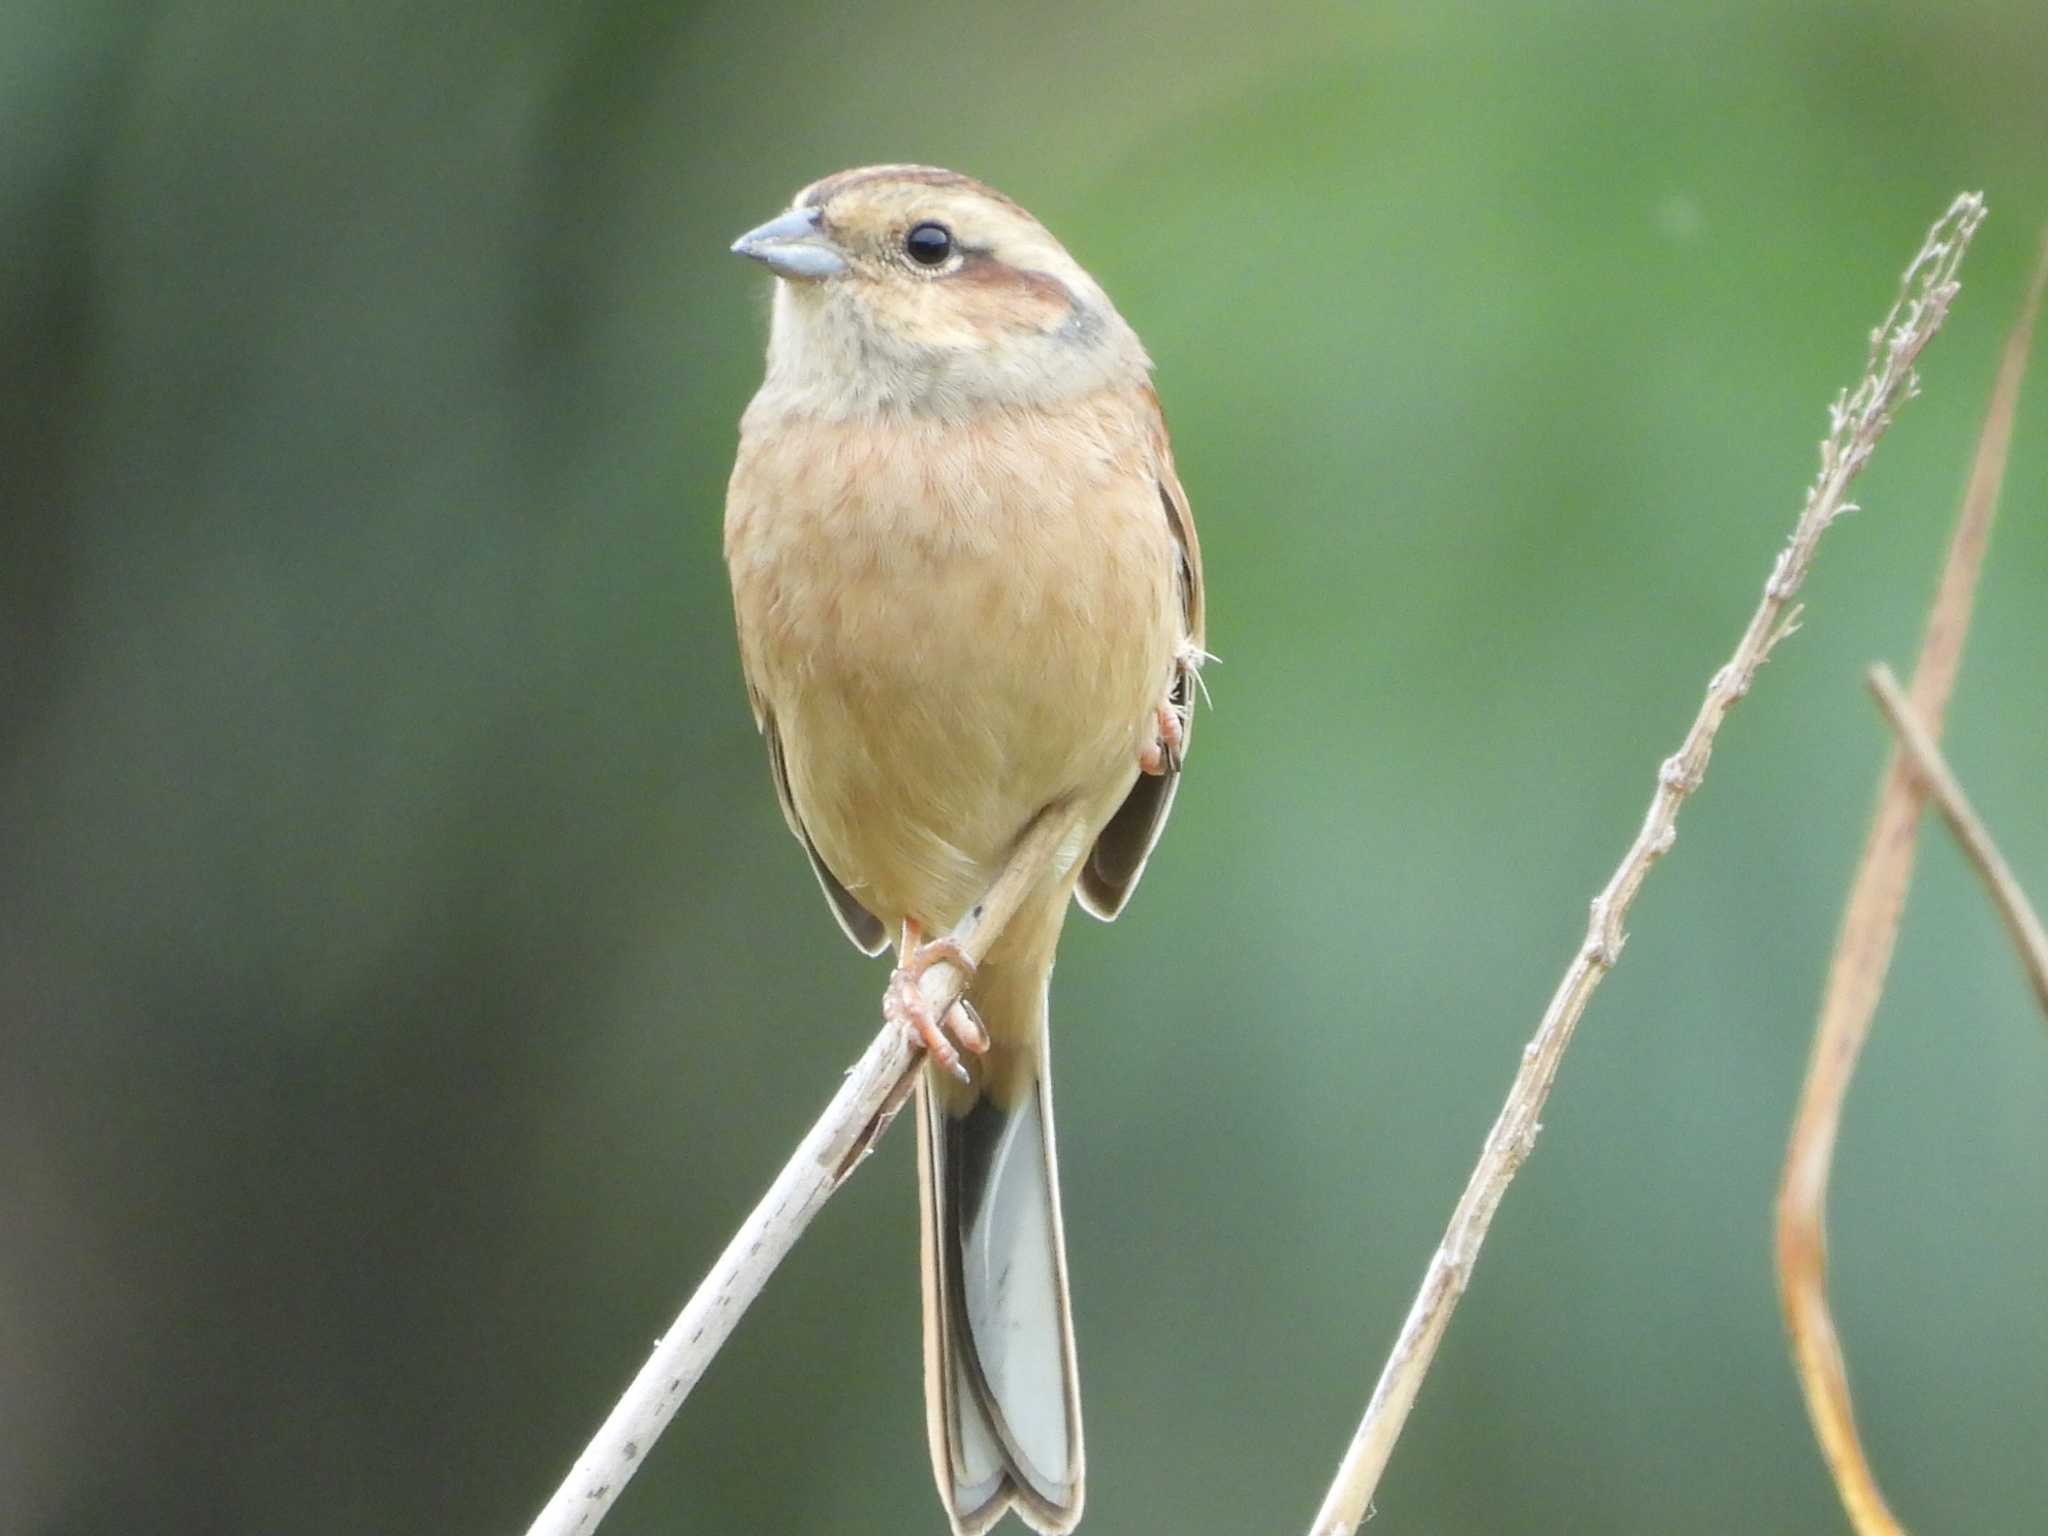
[918,1003,1082,1534]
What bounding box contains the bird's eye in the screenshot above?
[904,222,953,266]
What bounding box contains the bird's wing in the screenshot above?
[1076,402,1205,921]
[746,667,890,956]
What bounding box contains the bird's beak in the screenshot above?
[730,206,847,282]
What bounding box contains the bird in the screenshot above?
[724,165,1205,1535]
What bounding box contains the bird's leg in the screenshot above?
[884,919,989,1084]
[1138,697,1187,777]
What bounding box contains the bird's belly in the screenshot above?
[771,513,1175,933]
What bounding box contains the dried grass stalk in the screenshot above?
[1775,225,2047,1536]
[525,806,1087,1536]
[1868,663,2048,1020]
[1310,194,1988,1536]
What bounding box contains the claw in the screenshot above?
[885,971,970,1081]
[903,933,975,980]
[944,997,988,1055]
[1139,700,1186,776]
[883,924,988,1084]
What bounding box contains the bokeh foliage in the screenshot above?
[4,2,2046,1532]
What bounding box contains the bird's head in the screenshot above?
[731,165,1148,418]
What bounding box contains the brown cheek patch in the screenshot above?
[951,257,1074,333]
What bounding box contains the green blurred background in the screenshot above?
[5,2,2046,1532]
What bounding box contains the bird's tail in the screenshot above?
[917,962,1083,1535]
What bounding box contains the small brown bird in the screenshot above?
[724,165,1204,1534]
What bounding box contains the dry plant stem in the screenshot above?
[1869,664,2048,1018]
[1774,216,2042,1536]
[525,804,1087,1536]
[1308,193,1987,1536]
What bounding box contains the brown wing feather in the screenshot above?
[752,681,889,955]
[1076,404,1205,920]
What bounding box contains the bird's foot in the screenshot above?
[884,925,987,1084]
[1138,699,1187,777]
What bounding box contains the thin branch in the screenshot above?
[1308,193,1987,1536]
[1773,220,2045,1536]
[1868,663,2048,1019]
[525,804,1088,1536]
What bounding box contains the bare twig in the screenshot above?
[1308,194,1987,1536]
[1773,220,2045,1536]
[525,804,1087,1536]
[1869,663,2048,1019]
